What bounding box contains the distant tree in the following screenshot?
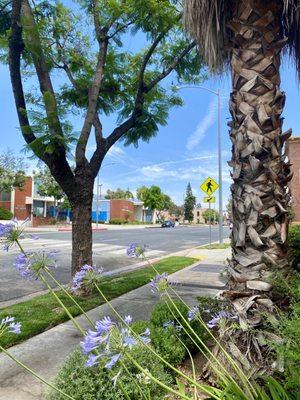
[33,166,70,218]
[0,150,27,192]
[105,188,133,200]
[169,203,184,218]
[202,208,219,224]
[34,166,65,201]
[137,185,172,221]
[183,183,196,223]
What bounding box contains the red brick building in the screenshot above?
[109,199,135,222]
[0,177,61,225]
[287,137,300,222]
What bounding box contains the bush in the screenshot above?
[0,207,13,220]
[109,218,125,225]
[47,346,172,400]
[273,302,300,396]
[289,225,300,271]
[149,300,208,365]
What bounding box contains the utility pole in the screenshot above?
[175,85,223,244]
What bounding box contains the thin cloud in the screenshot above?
[186,97,218,151]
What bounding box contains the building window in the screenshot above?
[197,211,200,217]
[0,191,11,201]
[33,200,44,216]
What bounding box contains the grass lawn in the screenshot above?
[0,256,196,349]
[198,243,231,250]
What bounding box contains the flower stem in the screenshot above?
[44,269,94,327]
[39,274,85,335]
[93,283,221,399]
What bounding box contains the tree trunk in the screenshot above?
[71,179,94,275]
[225,0,292,327]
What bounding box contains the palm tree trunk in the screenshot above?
[225,0,292,327]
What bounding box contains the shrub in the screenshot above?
[288,225,300,271]
[47,346,172,400]
[109,218,124,225]
[0,207,13,220]
[273,302,300,396]
[149,300,208,365]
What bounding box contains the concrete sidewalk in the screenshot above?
[0,247,230,400]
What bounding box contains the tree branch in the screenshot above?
[108,20,135,39]
[146,40,197,92]
[8,0,36,145]
[75,0,109,167]
[21,0,64,139]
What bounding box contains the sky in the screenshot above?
[1,30,300,209]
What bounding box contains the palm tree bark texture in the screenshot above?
[225,0,292,328]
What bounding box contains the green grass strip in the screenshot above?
[0,256,196,349]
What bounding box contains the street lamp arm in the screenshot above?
[174,85,219,96]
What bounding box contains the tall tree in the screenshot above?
[184,0,299,343]
[183,182,196,222]
[0,150,27,192]
[1,0,205,274]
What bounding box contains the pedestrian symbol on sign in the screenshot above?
[200,177,219,196]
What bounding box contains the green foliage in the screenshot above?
[0,0,205,158]
[0,150,27,192]
[276,303,300,396]
[288,225,300,271]
[149,299,208,365]
[202,208,220,223]
[47,345,172,400]
[0,207,13,220]
[269,273,300,396]
[105,188,133,200]
[183,182,196,222]
[33,166,65,201]
[136,185,173,220]
[109,218,126,224]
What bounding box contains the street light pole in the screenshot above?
[95,162,116,229]
[217,89,223,244]
[175,85,223,244]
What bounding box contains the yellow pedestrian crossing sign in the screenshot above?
[200,177,219,195]
[204,196,216,203]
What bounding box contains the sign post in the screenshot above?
[200,177,219,248]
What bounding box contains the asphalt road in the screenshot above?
[0,226,229,304]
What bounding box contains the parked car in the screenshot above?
[161,220,175,228]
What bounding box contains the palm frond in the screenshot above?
[183,0,232,73]
[283,0,300,79]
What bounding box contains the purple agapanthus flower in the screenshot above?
[0,218,35,251]
[0,223,14,238]
[14,250,58,280]
[126,243,146,258]
[207,311,238,329]
[150,272,169,294]
[105,354,121,369]
[0,316,21,335]
[86,353,101,368]
[188,306,199,322]
[71,264,103,293]
[81,315,150,370]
